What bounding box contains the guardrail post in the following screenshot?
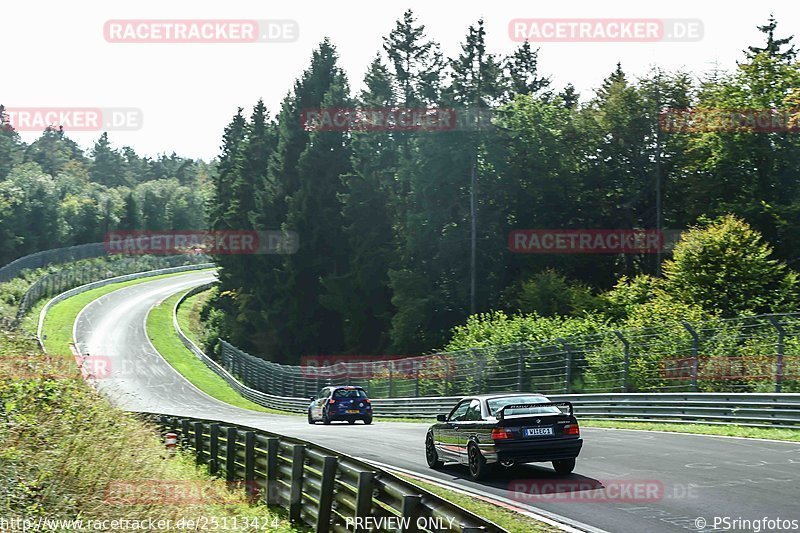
[180,419,191,447]
[266,438,280,505]
[209,423,220,475]
[225,427,238,482]
[289,444,306,523]
[614,331,631,392]
[517,350,525,392]
[193,421,204,465]
[681,322,699,392]
[316,456,338,533]
[400,495,422,533]
[558,339,572,394]
[355,471,375,530]
[767,316,785,392]
[244,431,256,498]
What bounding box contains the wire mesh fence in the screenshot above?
[0,242,107,283]
[216,313,800,398]
[12,254,211,325]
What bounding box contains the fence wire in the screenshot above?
[0,242,106,283]
[217,313,800,398]
[11,254,211,326]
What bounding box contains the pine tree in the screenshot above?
[89,133,127,187]
[383,10,443,106]
[745,14,796,63]
[504,41,551,98]
[322,56,398,353]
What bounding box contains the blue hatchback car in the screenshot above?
[308,386,373,425]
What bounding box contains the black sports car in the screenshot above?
[425,393,582,480]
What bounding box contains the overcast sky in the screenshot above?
[5,0,798,160]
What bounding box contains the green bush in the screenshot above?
[663,214,799,317]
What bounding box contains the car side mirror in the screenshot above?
[436,414,447,422]
[309,396,316,401]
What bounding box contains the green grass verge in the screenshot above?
[581,419,800,441]
[397,474,559,533]
[148,291,299,416]
[177,288,213,347]
[362,416,800,441]
[40,269,216,356]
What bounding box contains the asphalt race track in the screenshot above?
[73,272,800,533]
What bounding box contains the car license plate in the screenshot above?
[525,427,554,437]
[347,410,360,414]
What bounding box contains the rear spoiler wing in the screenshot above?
[497,401,574,420]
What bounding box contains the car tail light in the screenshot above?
[365,399,371,403]
[329,399,336,404]
[491,428,512,440]
[564,424,580,436]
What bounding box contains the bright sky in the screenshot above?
[4,0,798,160]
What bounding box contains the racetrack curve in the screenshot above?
[73,272,800,533]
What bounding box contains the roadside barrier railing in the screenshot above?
[150,413,505,533]
[36,262,215,346]
[172,285,800,428]
[213,314,800,397]
[0,242,106,283]
[13,254,212,325]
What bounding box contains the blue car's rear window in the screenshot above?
[333,388,368,399]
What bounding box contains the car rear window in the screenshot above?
[333,388,368,399]
[487,396,561,417]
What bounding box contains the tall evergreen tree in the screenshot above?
[745,14,796,63]
[89,132,127,187]
[504,41,551,98]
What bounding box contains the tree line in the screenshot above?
[203,12,800,363]
[0,123,211,264]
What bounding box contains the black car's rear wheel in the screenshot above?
[363,416,372,425]
[425,433,444,469]
[307,410,315,424]
[468,442,493,481]
[553,458,576,474]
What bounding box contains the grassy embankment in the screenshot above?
[0,270,294,530]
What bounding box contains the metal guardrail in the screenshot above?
[151,414,505,533]
[13,255,212,325]
[174,284,312,413]
[172,286,800,428]
[36,262,216,346]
